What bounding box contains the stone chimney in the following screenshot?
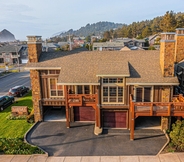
[27,36,42,63]
[160,33,175,77]
[174,28,184,63]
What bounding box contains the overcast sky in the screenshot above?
[0,0,184,40]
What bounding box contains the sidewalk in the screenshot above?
[0,153,184,162]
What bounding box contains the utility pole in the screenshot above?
[68,34,72,51]
[15,46,20,72]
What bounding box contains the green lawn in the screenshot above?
[0,91,33,138]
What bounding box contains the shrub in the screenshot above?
[169,120,184,152]
[148,46,156,50]
[0,138,44,154]
[6,114,27,120]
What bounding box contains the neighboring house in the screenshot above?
[58,42,68,48]
[93,38,145,51]
[0,45,27,65]
[91,36,102,43]
[73,39,85,47]
[26,29,184,140]
[93,42,125,51]
[111,38,145,48]
[148,34,160,46]
[42,42,60,52]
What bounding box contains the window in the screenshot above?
[135,87,152,102]
[103,78,123,83]
[48,70,60,74]
[49,78,63,97]
[0,58,4,63]
[103,86,123,103]
[102,77,124,103]
[76,85,90,94]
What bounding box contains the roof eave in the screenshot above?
[25,67,61,70]
[126,82,179,86]
[57,83,100,85]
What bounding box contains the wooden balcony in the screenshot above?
[133,102,184,118]
[130,94,184,140]
[130,94,184,118]
[68,94,98,107]
[42,98,65,106]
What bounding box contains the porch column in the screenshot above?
[161,116,171,131]
[130,101,135,140]
[64,85,70,128]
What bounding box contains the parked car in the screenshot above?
[8,85,30,97]
[0,95,14,111]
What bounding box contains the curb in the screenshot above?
[24,121,49,156]
[0,72,16,79]
[157,130,170,155]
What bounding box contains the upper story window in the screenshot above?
[135,86,152,102]
[49,78,63,97]
[49,70,60,74]
[103,78,123,83]
[102,77,124,104]
[40,70,60,75]
[77,85,90,94]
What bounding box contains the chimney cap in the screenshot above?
[161,32,175,35]
[176,28,184,31]
[27,36,42,43]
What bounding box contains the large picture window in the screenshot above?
[102,77,124,103]
[49,78,63,97]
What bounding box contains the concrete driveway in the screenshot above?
[26,122,167,156]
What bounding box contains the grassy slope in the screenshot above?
[0,91,33,138]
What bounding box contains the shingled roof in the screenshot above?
[26,49,178,85]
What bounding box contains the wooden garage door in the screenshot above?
[74,106,95,121]
[103,111,127,128]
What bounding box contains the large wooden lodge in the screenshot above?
[26,29,184,140]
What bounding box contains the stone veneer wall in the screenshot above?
[28,44,42,63]
[30,70,43,122]
[160,41,175,77]
[175,35,184,63]
[161,86,171,130]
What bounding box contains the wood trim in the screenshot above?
[64,85,70,128]
[41,74,59,78]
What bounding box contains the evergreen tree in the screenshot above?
[160,11,177,32]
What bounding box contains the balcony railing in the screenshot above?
[68,94,97,107]
[42,98,65,106]
[130,94,184,118]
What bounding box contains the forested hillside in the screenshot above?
[103,11,184,40]
[58,21,124,37]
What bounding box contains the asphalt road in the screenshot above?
[26,122,167,156]
[0,71,31,96]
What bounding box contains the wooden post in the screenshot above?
[64,85,70,128]
[130,100,135,140]
[168,104,171,116]
[150,103,153,116]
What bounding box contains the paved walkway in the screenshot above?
[0,153,184,162]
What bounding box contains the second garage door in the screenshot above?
[103,111,127,128]
[74,106,95,121]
